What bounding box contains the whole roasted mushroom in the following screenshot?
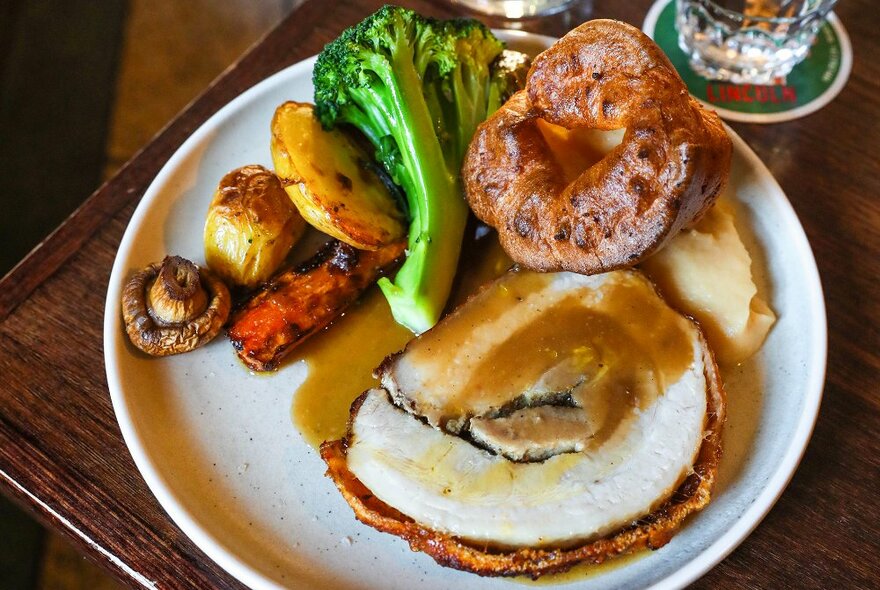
[121,255,231,356]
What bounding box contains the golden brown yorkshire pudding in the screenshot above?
[463,20,732,274]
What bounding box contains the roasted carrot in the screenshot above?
[228,239,405,371]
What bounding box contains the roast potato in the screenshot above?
[271,102,405,250]
[204,165,306,288]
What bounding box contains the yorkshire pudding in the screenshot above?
[463,20,732,274]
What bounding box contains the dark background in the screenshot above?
[0,0,126,277]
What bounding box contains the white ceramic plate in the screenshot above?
[104,31,826,590]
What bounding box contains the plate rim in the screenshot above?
[103,30,827,590]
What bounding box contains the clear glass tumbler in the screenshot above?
[450,0,580,18]
[676,0,838,84]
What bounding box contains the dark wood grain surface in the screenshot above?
[0,0,877,588]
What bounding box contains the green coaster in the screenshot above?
[642,0,852,123]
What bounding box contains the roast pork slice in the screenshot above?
[347,269,712,548]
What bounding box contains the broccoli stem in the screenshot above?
[314,8,512,334]
[375,40,469,334]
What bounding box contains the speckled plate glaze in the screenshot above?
[104,31,826,590]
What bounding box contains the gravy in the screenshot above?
[401,270,695,450]
[291,231,513,448]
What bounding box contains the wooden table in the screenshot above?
[1,0,877,588]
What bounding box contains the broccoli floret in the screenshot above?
[488,49,532,113]
[313,5,509,334]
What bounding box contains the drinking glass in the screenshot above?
[450,0,580,18]
[676,0,838,84]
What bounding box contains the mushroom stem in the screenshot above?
[147,256,209,325]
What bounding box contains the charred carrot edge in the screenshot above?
[227,239,406,371]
